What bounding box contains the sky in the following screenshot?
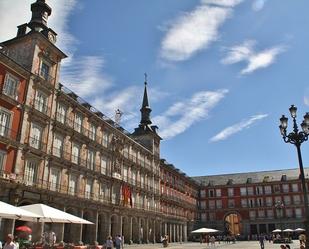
[1,0,309,176]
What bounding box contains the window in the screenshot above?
[282,184,289,193]
[216,189,221,197]
[267,209,274,218]
[71,143,80,164]
[258,210,265,218]
[284,195,291,205]
[249,198,255,208]
[200,190,206,198]
[257,198,263,207]
[74,113,83,132]
[85,179,93,199]
[256,186,263,195]
[69,174,78,195]
[30,123,43,149]
[228,199,235,208]
[240,187,247,196]
[101,155,108,175]
[200,201,206,209]
[208,189,214,197]
[273,184,281,193]
[293,195,301,205]
[292,183,299,192]
[286,208,293,218]
[53,134,63,157]
[34,90,48,114]
[228,188,234,197]
[89,123,96,140]
[49,168,60,191]
[241,199,247,207]
[24,160,38,185]
[247,187,254,195]
[201,213,206,221]
[87,150,95,170]
[3,73,19,99]
[123,166,128,182]
[102,130,110,147]
[0,150,7,172]
[56,103,67,124]
[209,212,215,221]
[209,200,215,209]
[249,210,256,219]
[40,61,50,80]
[0,109,11,137]
[264,185,272,194]
[295,208,302,218]
[266,197,273,207]
[216,200,222,208]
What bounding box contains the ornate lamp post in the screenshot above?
[279,105,309,248]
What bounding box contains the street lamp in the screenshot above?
[275,200,284,237]
[279,105,309,248]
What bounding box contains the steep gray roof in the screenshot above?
[193,168,309,186]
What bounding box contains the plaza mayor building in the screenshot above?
[0,0,308,244]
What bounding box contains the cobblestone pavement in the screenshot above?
[124,241,301,249]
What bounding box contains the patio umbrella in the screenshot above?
[16,226,32,233]
[19,204,93,224]
[283,229,293,233]
[272,229,282,233]
[191,228,219,233]
[295,228,305,232]
[0,201,41,220]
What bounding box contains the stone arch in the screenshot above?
[121,216,130,243]
[110,214,119,237]
[97,213,108,244]
[224,211,242,236]
[132,217,139,243]
[64,207,79,243]
[82,210,95,244]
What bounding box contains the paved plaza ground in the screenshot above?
[124,241,301,249]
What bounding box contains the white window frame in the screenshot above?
[0,150,7,172]
[24,160,38,186]
[3,73,19,100]
[0,108,11,137]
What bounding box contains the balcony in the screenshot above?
[55,112,73,127]
[27,136,47,152]
[32,99,50,115]
[2,83,19,101]
[0,125,18,141]
[35,67,55,87]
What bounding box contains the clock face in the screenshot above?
[48,31,56,43]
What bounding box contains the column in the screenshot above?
[169,223,172,242]
[146,219,149,243]
[138,218,142,243]
[106,213,111,237]
[129,217,133,242]
[176,224,179,242]
[79,210,84,242]
[180,224,183,243]
[183,223,187,242]
[152,221,156,243]
[94,211,99,242]
[119,215,123,236]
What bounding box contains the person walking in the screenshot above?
[259,234,265,249]
[115,235,122,249]
[3,234,16,249]
[105,236,113,249]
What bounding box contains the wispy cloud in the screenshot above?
[153,89,228,139]
[222,40,285,74]
[210,114,268,142]
[252,0,267,11]
[160,0,243,62]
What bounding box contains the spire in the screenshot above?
[140,73,152,126]
[28,0,52,31]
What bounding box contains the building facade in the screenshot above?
[194,168,309,238]
[0,0,196,244]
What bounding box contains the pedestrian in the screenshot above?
[3,234,16,249]
[259,235,265,249]
[105,236,113,249]
[115,235,122,249]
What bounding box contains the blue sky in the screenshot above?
[1,0,309,176]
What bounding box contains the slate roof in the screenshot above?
[193,168,309,186]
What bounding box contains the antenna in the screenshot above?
[115,109,123,126]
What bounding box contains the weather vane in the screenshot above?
[144,73,147,85]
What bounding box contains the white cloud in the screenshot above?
[210,114,268,142]
[222,40,285,74]
[252,0,267,11]
[154,89,228,139]
[160,0,243,62]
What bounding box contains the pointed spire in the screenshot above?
[140,73,152,126]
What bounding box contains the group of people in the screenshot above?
[105,235,123,249]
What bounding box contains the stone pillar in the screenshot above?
[138,218,142,243]
[173,224,176,242]
[106,213,111,237]
[152,220,156,243]
[129,217,133,242]
[169,223,172,242]
[119,215,123,236]
[79,210,84,242]
[184,223,187,242]
[146,219,149,243]
[94,211,99,242]
[164,222,167,236]
[176,224,179,242]
[180,224,183,242]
